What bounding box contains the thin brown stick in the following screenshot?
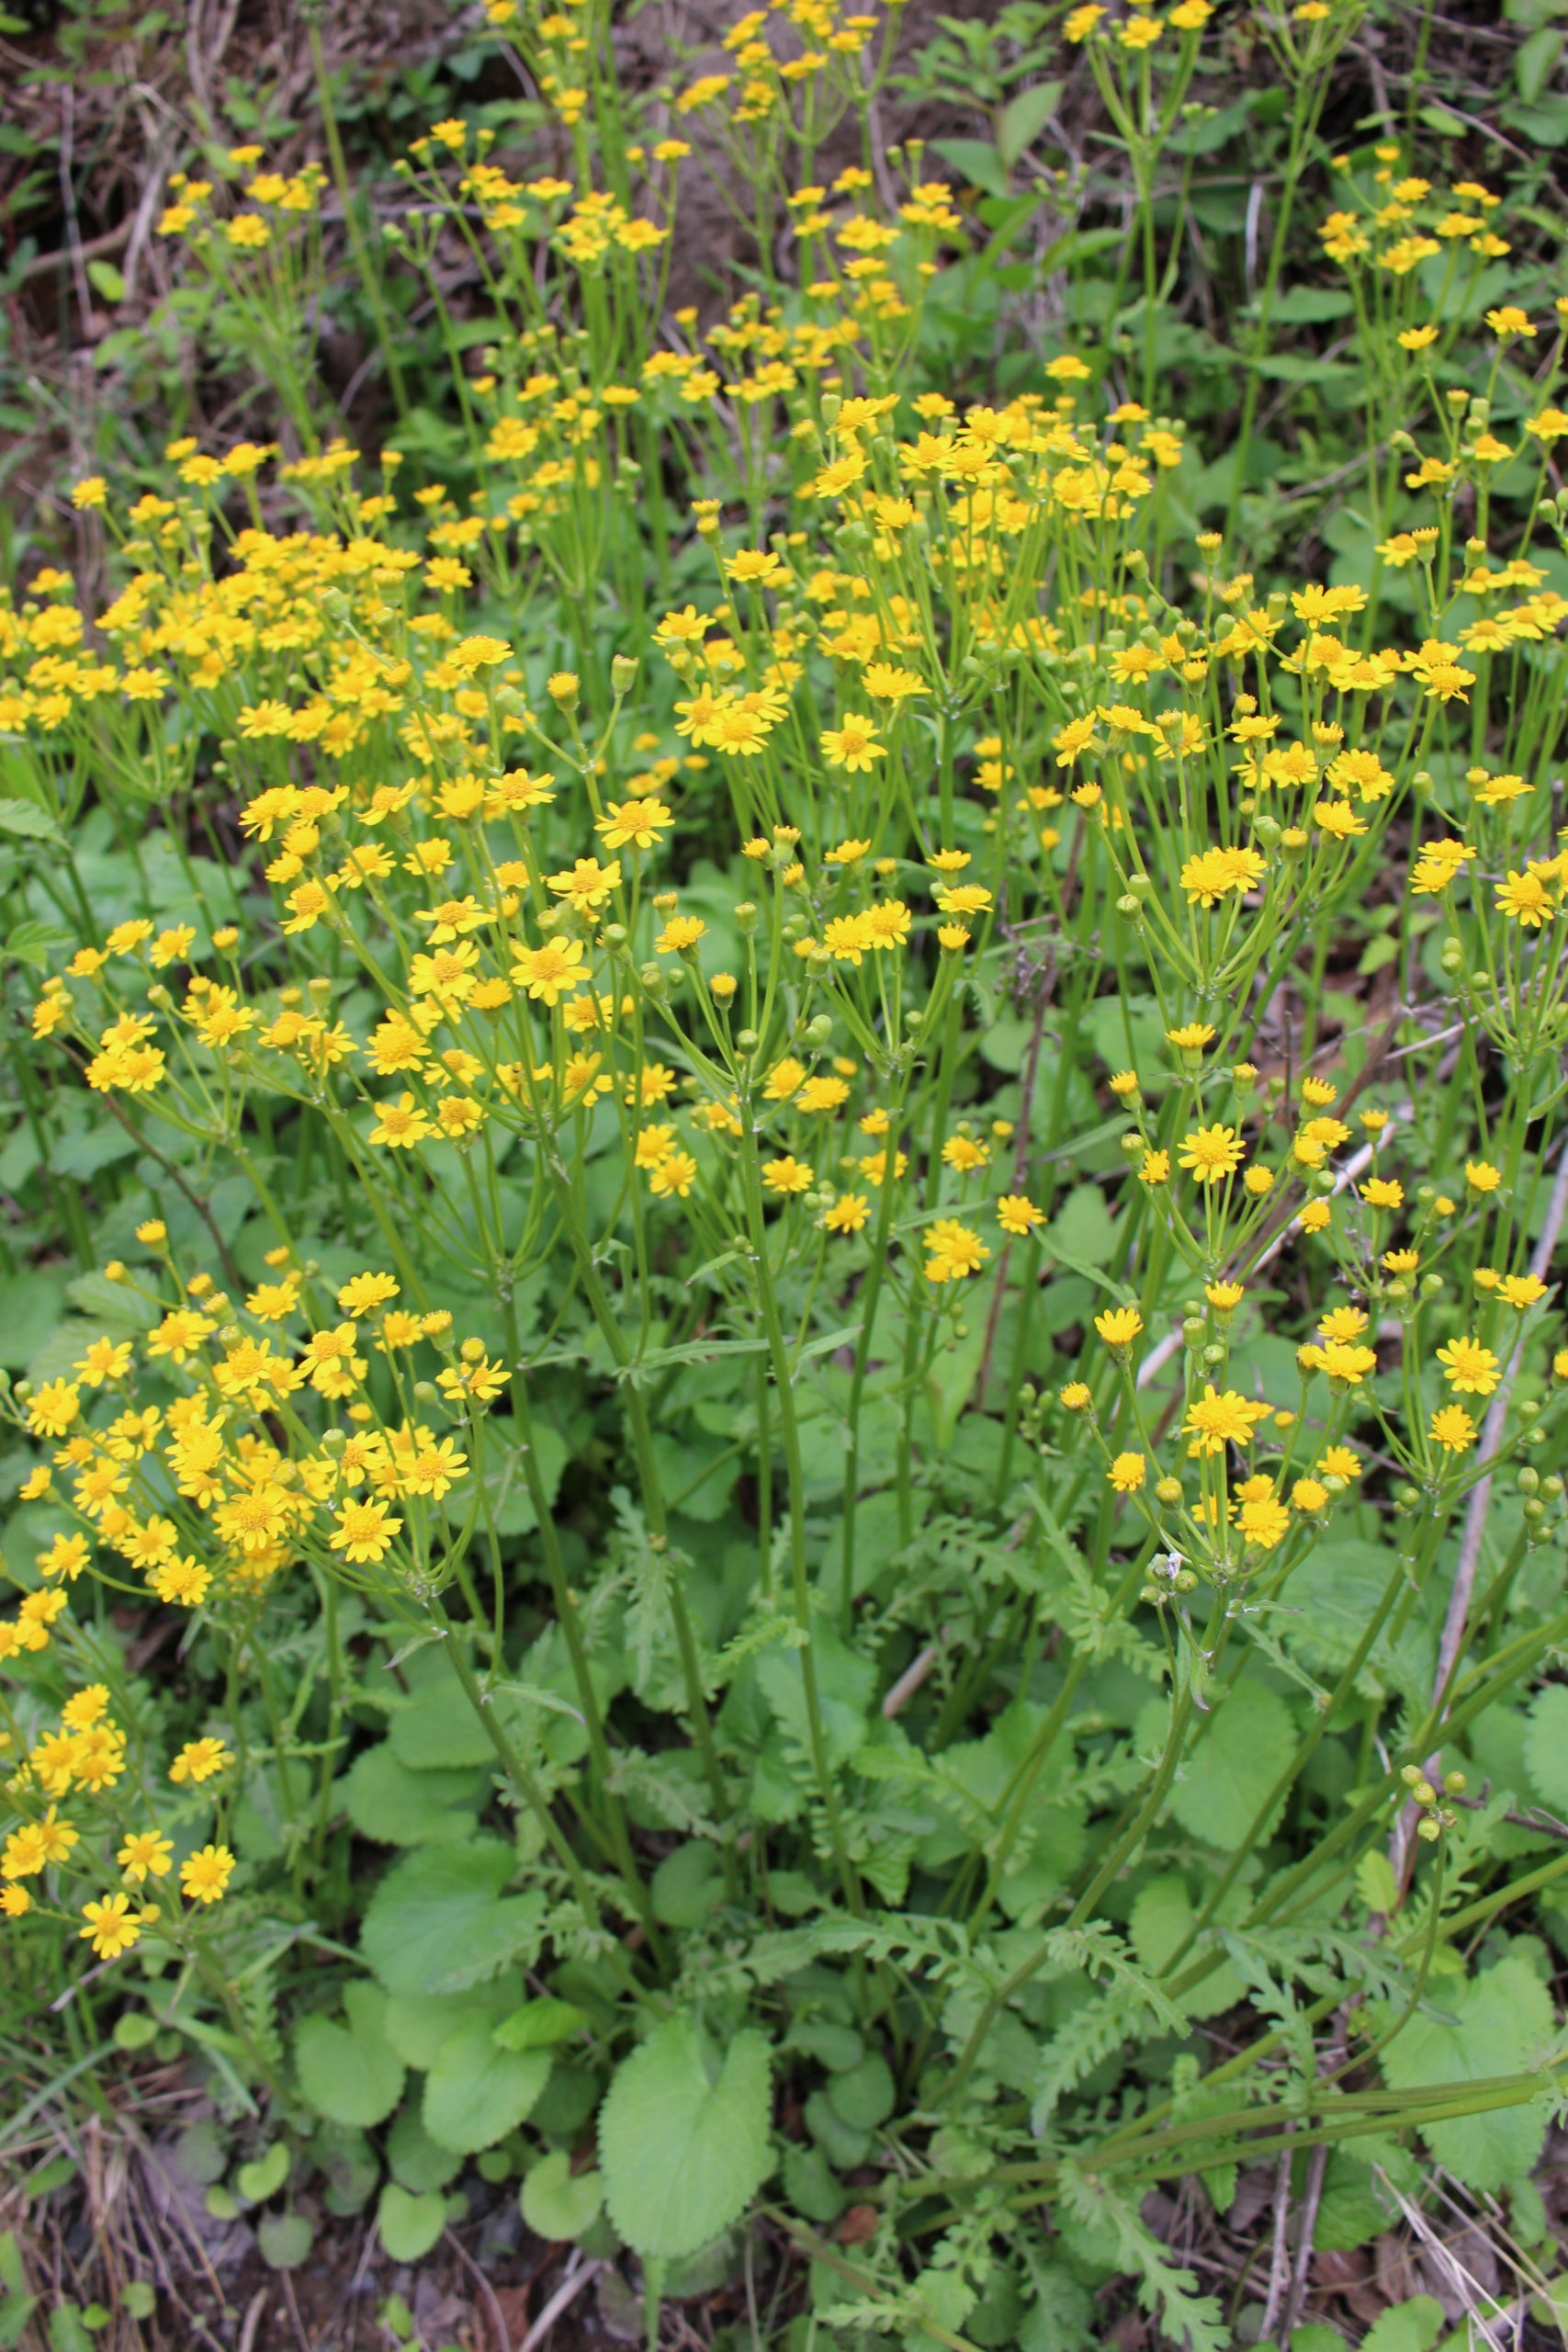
[445,2223,513,2352]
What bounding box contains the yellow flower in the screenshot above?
[180,1844,235,1905]
[1179,1125,1245,1184]
[1428,1405,1476,1453]
[924,1220,989,1283]
[1436,1337,1500,1396]
[170,1738,232,1786]
[331,1499,402,1563]
[1183,1385,1270,1457]
[118,1831,175,1883]
[820,718,884,773]
[1108,1452,1146,1493]
[997,1194,1043,1237]
[656,916,706,954]
[1094,1306,1144,1350]
[824,1194,869,1235]
[511,938,587,1005]
[81,1893,141,1960]
[369,1095,433,1149]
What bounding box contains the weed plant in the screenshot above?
[2,0,1568,2342]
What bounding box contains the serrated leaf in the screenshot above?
[519,2149,604,2241]
[826,2053,894,2132]
[380,1975,524,2069]
[387,1657,530,1770]
[1361,2296,1445,2352]
[5,920,73,969]
[423,2021,550,2153]
[293,1983,405,2129]
[599,2016,772,2260]
[1523,1687,1568,1814]
[491,1998,589,2052]
[341,1742,485,1846]
[377,2182,446,2262]
[1128,1872,1246,2018]
[0,797,62,843]
[63,1272,159,1334]
[360,1841,544,1996]
[1379,1955,1553,2190]
[1137,1681,1296,1849]
[1356,1850,1400,1916]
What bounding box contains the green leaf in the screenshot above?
[0,797,62,843]
[387,1657,513,1770]
[85,259,126,303]
[360,1841,545,1996]
[519,2150,604,2241]
[387,2107,463,2194]
[930,137,1012,200]
[0,2289,37,2352]
[256,2214,313,2271]
[1517,25,1564,100]
[378,2183,446,2263]
[599,2016,772,2260]
[0,1274,65,1373]
[650,1840,722,1928]
[1356,1851,1400,1916]
[172,2119,228,2188]
[4,920,73,970]
[380,1975,525,2069]
[294,1983,405,2129]
[997,78,1062,165]
[1128,1873,1246,2018]
[423,2022,550,2154]
[826,2053,895,2132]
[1043,1184,1117,1269]
[1361,2297,1446,2352]
[312,2123,379,2217]
[341,1743,485,1846]
[782,2141,845,2224]
[1523,1686,1568,1813]
[1379,1955,1553,2190]
[1140,1681,1296,1849]
[234,2143,290,2203]
[63,1272,159,1334]
[491,1998,589,2052]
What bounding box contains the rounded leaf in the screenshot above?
[423,2022,551,2154]
[257,2214,312,2271]
[520,2150,604,2242]
[342,1742,485,1846]
[294,1984,405,2130]
[235,2143,290,2204]
[599,2016,772,2260]
[361,1840,544,1996]
[378,2183,446,2264]
[381,1976,524,2070]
